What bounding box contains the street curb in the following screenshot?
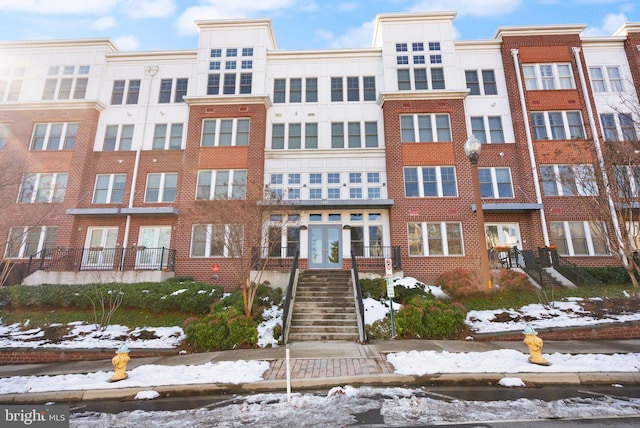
[2,372,640,404]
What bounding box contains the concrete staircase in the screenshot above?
[288,270,360,341]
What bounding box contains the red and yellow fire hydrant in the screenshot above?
[522,325,549,366]
[111,344,131,382]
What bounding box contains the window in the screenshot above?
[110,79,140,104]
[398,67,444,90]
[589,66,624,92]
[482,70,497,95]
[0,67,24,101]
[364,122,378,148]
[331,122,344,148]
[41,65,89,100]
[347,77,359,101]
[145,172,178,202]
[0,123,9,149]
[271,123,317,150]
[522,63,575,90]
[306,78,318,102]
[397,69,411,90]
[465,70,497,95]
[196,169,247,200]
[540,164,598,196]
[201,118,250,147]
[103,124,133,151]
[207,48,251,95]
[549,221,608,256]
[331,77,343,102]
[93,174,126,203]
[158,78,188,103]
[478,168,513,198]
[191,224,243,257]
[207,74,220,95]
[363,76,376,101]
[152,123,183,150]
[29,123,78,150]
[400,114,451,142]
[6,226,57,259]
[290,78,302,103]
[407,222,463,256]
[305,123,318,149]
[288,124,301,149]
[614,165,640,198]
[470,116,505,144]
[431,68,445,89]
[404,166,457,197]
[18,173,68,203]
[465,70,480,95]
[620,114,637,141]
[273,79,286,103]
[223,74,236,94]
[530,111,584,140]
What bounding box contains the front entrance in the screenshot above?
[308,225,342,269]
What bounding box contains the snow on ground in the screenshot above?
[466,299,640,333]
[0,321,184,349]
[0,360,269,394]
[387,349,640,375]
[69,388,640,427]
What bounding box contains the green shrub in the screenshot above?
[495,269,531,291]
[359,278,386,300]
[395,295,467,339]
[366,316,393,339]
[183,306,258,351]
[582,267,632,285]
[436,269,482,298]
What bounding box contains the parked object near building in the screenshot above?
[523,326,550,366]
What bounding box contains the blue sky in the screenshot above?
[0,0,636,51]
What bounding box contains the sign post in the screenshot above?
[384,258,396,338]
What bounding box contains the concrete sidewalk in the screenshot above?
[1,338,639,404]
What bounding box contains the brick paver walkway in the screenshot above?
[263,357,394,380]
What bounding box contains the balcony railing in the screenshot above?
[17,246,176,281]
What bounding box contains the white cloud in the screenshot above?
[120,0,177,18]
[0,0,118,14]
[409,0,521,16]
[582,12,628,36]
[114,35,140,50]
[175,0,296,36]
[336,2,360,12]
[320,18,376,49]
[91,16,117,31]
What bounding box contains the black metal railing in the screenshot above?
[350,246,401,271]
[280,250,299,345]
[251,246,297,271]
[18,246,176,283]
[539,247,603,286]
[351,247,367,343]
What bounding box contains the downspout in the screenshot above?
[122,65,159,253]
[571,47,626,263]
[510,49,550,246]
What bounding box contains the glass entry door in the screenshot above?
[83,227,118,269]
[136,226,171,269]
[308,225,342,269]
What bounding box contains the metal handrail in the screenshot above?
[351,246,367,343]
[540,248,603,286]
[281,249,299,345]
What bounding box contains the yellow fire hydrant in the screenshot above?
[111,344,131,382]
[522,325,549,366]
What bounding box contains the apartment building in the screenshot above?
[1,12,639,289]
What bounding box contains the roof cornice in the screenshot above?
[378,90,469,106]
[184,95,272,107]
[196,18,277,50]
[0,100,106,111]
[494,24,586,40]
[106,50,197,62]
[0,38,117,52]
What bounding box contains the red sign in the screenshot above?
[211,265,219,273]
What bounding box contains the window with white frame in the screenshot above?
[522,63,574,90]
[103,124,133,151]
[478,167,513,198]
[190,224,243,257]
[158,78,188,103]
[201,118,249,147]
[470,116,505,144]
[600,113,637,141]
[530,111,584,140]
[145,172,177,203]
[306,78,318,102]
[30,123,78,150]
[397,41,444,90]
[465,69,498,95]
[626,221,640,250]
[407,222,463,256]
[152,123,183,150]
[0,123,8,149]
[549,221,608,256]
[266,214,301,258]
[6,226,57,259]
[540,164,598,196]
[0,66,24,101]
[42,65,89,100]
[207,47,252,95]
[110,79,140,105]
[614,165,640,198]
[350,212,385,257]
[92,174,126,204]
[589,66,624,93]
[18,173,68,203]
[400,114,451,142]
[196,169,247,200]
[404,166,457,197]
